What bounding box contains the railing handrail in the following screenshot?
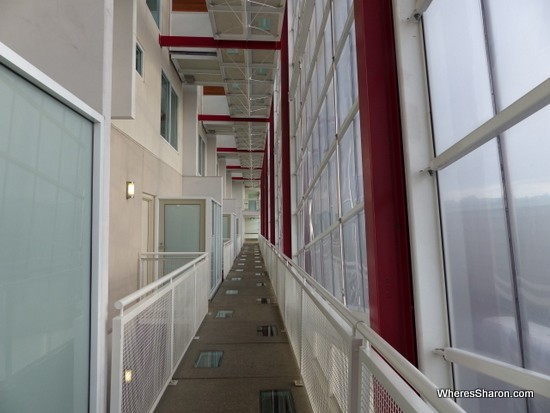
[259,236,465,413]
[435,346,550,398]
[116,252,208,311]
[223,239,233,246]
[139,252,204,257]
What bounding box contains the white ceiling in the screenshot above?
[169,0,285,187]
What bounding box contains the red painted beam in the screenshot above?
[217,148,264,153]
[269,102,276,244]
[160,35,281,50]
[354,0,417,364]
[280,11,292,256]
[226,165,262,170]
[198,114,270,123]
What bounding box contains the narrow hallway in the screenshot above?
[155,241,312,412]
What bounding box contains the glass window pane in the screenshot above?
[331,228,343,302]
[485,0,550,109]
[438,142,523,411]
[160,73,169,140]
[170,88,178,149]
[146,0,160,28]
[501,109,550,412]
[342,215,365,311]
[321,235,333,293]
[424,0,494,153]
[0,64,92,412]
[339,126,358,215]
[135,44,143,76]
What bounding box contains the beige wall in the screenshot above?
[0,0,111,113]
[113,0,184,174]
[108,126,184,324]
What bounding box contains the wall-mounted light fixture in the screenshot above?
[126,181,135,199]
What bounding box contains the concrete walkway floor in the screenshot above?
[155,241,313,413]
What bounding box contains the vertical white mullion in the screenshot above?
[391,0,452,388]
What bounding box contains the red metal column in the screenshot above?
[280,10,292,256]
[269,103,276,244]
[261,144,268,237]
[354,0,417,364]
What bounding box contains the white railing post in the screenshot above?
[170,278,175,370]
[348,337,363,413]
[110,317,124,413]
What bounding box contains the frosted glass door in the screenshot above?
[0,64,93,412]
[164,204,201,252]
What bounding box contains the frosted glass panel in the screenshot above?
[164,205,201,251]
[342,215,366,311]
[339,125,359,215]
[485,0,550,108]
[439,143,520,360]
[0,64,92,413]
[424,0,494,153]
[501,109,550,412]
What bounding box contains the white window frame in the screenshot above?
[161,71,178,150]
[0,41,109,413]
[391,0,452,389]
[198,134,206,176]
[135,42,144,77]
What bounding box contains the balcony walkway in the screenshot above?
[155,241,313,413]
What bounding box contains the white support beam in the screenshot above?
[429,78,550,172]
[436,347,550,398]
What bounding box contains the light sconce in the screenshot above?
[124,369,133,383]
[126,181,135,199]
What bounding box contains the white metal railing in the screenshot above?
[434,347,550,398]
[138,252,203,288]
[110,252,210,413]
[223,239,234,277]
[259,236,466,413]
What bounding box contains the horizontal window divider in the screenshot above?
[300,220,341,255]
[296,203,364,256]
[340,202,365,225]
[428,78,550,172]
[336,99,359,141]
[434,346,550,398]
[410,0,435,21]
[296,137,338,211]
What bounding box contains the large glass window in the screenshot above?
[160,72,178,149]
[424,1,550,411]
[0,64,93,412]
[290,0,366,313]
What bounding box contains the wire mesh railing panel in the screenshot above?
[301,291,351,413]
[120,289,173,413]
[360,363,404,413]
[284,273,303,364]
[195,260,209,325]
[276,259,286,309]
[172,270,196,369]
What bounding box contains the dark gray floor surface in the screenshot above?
[155,241,313,413]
